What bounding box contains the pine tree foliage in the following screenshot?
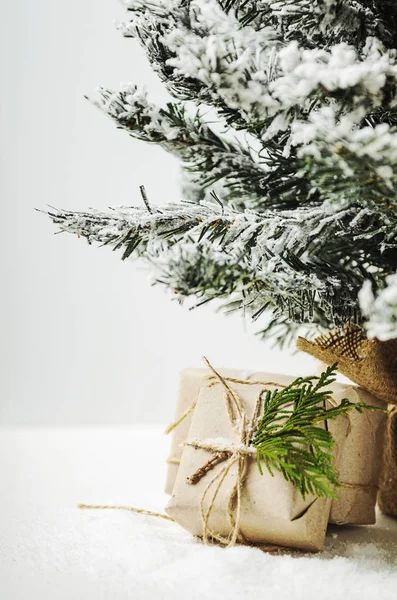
[359,272,397,340]
[220,1,397,50]
[252,363,381,498]
[93,86,267,208]
[44,0,397,343]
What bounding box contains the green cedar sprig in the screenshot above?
[251,363,382,499]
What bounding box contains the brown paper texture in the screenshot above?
[165,368,243,494]
[166,379,348,552]
[166,369,386,526]
[328,386,386,524]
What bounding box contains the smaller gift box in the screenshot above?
[378,407,397,518]
[166,364,351,551]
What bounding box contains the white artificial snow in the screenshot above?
[291,107,397,186]
[240,370,255,380]
[95,84,182,142]
[165,10,397,137]
[187,437,252,452]
[1,427,396,600]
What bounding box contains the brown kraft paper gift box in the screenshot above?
[165,369,386,525]
[166,376,349,552]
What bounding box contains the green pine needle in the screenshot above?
[251,363,382,499]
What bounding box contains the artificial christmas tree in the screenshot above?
[44,1,397,516]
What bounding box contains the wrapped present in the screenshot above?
[166,368,386,525]
[166,362,350,552]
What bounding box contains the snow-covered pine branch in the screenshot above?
[166,31,397,140]
[220,1,397,50]
[44,204,359,330]
[119,0,229,104]
[152,237,360,330]
[120,3,397,136]
[292,108,397,212]
[44,198,395,332]
[113,2,397,214]
[92,83,397,219]
[44,199,395,267]
[359,273,397,341]
[91,85,270,209]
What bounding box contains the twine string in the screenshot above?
[164,373,288,437]
[78,504,175,522]
[164,399,198,435]
[188,358,273,547]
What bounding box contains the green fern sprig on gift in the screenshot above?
[251,363,381,499]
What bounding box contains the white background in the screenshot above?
[1,1,314,426]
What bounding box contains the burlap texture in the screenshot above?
[378,407,397,518]
[297,331,397,405]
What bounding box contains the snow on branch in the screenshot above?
[166,32,397,139]
[90,85,270,208]
[292,107,397,212]
[45,201,363,328]
[221,1,397,50]
[360,274,397,341]
[45,197,395,265]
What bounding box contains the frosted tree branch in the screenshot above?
[359,274,397,341]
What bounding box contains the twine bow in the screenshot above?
[184,357,282,547]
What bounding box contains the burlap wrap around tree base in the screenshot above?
[297,327,397,518]
[297,332,397,406]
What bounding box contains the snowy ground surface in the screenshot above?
[1,426,396,600]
